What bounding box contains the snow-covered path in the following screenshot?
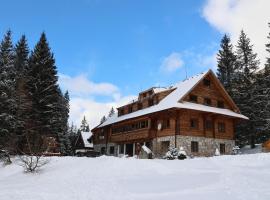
[1,154,270,200]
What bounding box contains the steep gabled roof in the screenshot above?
[81,132,93,148]
[75,131,93,148]
[95,69,248,129]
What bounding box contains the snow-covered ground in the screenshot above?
[1,154,270,200]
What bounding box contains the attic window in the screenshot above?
[190,95,198,103]
[217,101,224,108]
[204,98,211,106]
[118,109,124,116]
[148,99,154,107]
[203,79,211,87]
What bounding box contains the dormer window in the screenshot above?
[128,106,133,113]
[118,108,124,116]
[203,79,211,87]
[148,99,154,107]
[204,98,211,106]
[190,95,198,103]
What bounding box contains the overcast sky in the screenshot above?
[1,0,269,129]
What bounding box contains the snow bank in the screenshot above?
[1,154,270,200]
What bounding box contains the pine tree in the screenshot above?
[26,32,60,135]
[234,30,260,147]
[108,107,115,117]
[0,30,16,151]
[100,116,106,124]
[216,34,236,96]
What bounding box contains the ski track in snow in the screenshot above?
[0,154,270,200]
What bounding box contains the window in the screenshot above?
[203,78,211,87]
[190,119,198,129]
[191,141,199,153]
[118,108,124,116]
[220,143,225,154]
[141,121,146,128]
[205,120,212,130]
[143,93,147,98]
[204,98,211,106]
[137,103,142,110]
[101,147,106,155]
[190,95,198,103]
[109,146,115,154]
[148,99,154,106]
[128,106,133,113]
[218,122,225,133]
[217,101,224,108]
[120,144,124,154]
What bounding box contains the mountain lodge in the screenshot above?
[91,69,248,158]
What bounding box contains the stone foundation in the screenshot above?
[106,143,118,156]
[93,144,106,154]
[93,143,118,156]
[152,135,235,158]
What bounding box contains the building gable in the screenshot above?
[180,70,239,113]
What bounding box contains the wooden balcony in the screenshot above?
[110,128,150,143]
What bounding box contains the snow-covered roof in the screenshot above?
[96,70,248,128]
[81,132,93,148]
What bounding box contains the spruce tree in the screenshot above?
[26,32,60,138]
[216,34,236,96]
[234,30,260,147]
[14,35,30,148]
[266,23,270,74]
[55,89,72,155]
[80,116,89,132]
[100,116,106,124]
[0,30,16,151]
[108,107,115,117]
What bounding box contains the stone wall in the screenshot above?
[106,143,118,156]
[152,135,235,158]
[93,143,118,156]
[93,144,106,154]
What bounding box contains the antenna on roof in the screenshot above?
[184,65,188,80]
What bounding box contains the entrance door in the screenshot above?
[126,143,133,156]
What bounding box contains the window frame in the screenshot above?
[203,78,211,87]
[218,122,226,133]
[109,146,115,155]
[204,97,211,106]
[220,143,225,154]
[217,100,225,108]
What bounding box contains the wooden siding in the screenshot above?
[117,88,174,116]
[182,74,234,110]
[93,108,235,145]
